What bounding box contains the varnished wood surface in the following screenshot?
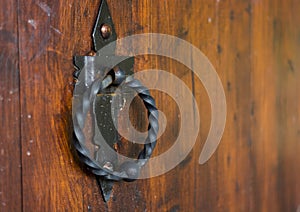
[0,0,21,211]
[0,0,300,211]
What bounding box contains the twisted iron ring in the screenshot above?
[73,75,159,181]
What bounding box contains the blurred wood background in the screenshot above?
[1,0,300,211]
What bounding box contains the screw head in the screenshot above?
[100,23,112,39]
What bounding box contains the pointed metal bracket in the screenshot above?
[92,0,117,53]
[73,0,134,202]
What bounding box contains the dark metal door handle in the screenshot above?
[72,69,159,180]
[72,0,159,202]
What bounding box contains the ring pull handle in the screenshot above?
[72,0,159,202]
[73,67,159,201]
[73,68,159,178]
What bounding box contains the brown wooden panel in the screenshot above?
[0,0,21,211]
[1,0,298,211]
[18,0,106,211]
[251,1,300,211]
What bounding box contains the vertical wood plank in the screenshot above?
[18,0,107,210]
[0,0,21,211]
[251,1,281,211]
[127,0,221,211]
[277,0,300,209]
[251,0,300,211]
[217,0,255,211]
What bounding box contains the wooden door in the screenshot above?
[1,0,300,211]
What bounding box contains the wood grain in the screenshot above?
[0,0,21,211]
[0,0,299,211]
[18,0,107,211]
